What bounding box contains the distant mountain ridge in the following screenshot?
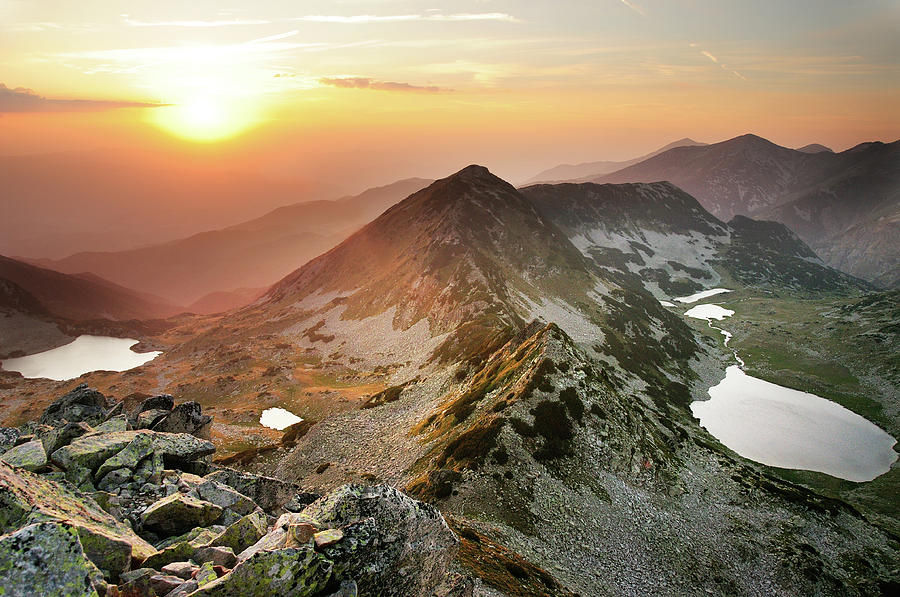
[32,178,432,307]
[0,255,178,321]
[523,138,706,184]
[590,134,900,287]
[521,181,867,296]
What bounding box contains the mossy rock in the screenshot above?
[0,439,48,472]
[141,493,223,537]
[0,461,157,578]
[0,522,105,597]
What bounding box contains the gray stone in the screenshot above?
[160,561,197,580]
[95,433,154,480]
[194,545,237,568]
[210,511,268,555]
[0,522,104,597]
[204,468,299,514]
[40,383,109,426]
[0,439,47,472]
[141,493,223,536]
[40,421,92,456]
[152,402,212,438]
[0,427,20,455]
[298,484,459,597]
[93,415,129,434]
[151,574,186,595]
[97,467,132,492]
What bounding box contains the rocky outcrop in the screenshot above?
[40,383,110,427]
[0,522,107,597]
[0,386,462,596]
[0,460,156,579]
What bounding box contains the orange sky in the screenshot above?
[1,0,898,186]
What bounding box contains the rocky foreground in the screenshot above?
[0,385,468,597]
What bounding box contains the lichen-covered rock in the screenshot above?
[204,468,299,514]
[298,484,459,597]
[142,541,199,570]
[40,383,109,427]
[136,409,170,430]
[152,401,212,438]
[160,561,197,580]
[51,431,214,477]
[0,427,20,455]
[130,394,174,423]
[141,493,223,536]
[51,431,138,473]
[0,461,156,577]
[40,421,92,456]
[0,438,48,471]
[0,522,105,597]
[194,545,237,568]
[117,568,155,597]
[191,544,334,596]
[95,433,154,480]
[93,414,129,434]
[210,511,268,555]
[196,479,260,517]
[150,574,185,595]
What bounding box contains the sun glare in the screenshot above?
[150,96,258,142]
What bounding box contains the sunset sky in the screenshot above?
[1,0,898,185]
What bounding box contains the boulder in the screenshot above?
[95,433,154,480]
[40,421,92,455]
[131,394,174,422]
[297,484,459,596]
[142,541,199,571]
[0,461,156,578]
[0,522,105,597]
[152,402,212,438]
[204,468,299,514]
[190,544,334,596]
[136,409,170,430]
[93,414,129,433]
[210,511,268,554]
[40,383,109,426]
[0,439,48,472]
[194,545,237,568]
[0,427,21,454]
[141,493,223,536]
[150,574,186,595]
[52,431,214,477]
[50,431,138,474]
[196,479,260,517]
[161,561,197,580]
[117,568,155,597]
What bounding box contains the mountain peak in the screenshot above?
[453,164,494,178]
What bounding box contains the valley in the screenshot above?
[2,165,897,595]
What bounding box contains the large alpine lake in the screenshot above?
[681,290,897,482]
[1,335,161,381]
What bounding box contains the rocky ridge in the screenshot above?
[0,385,466,597]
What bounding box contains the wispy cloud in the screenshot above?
[619,0,646,16]
[319,77,451,93]
[123,18,271,28]
[0,83,162,112]
[293,13,521,24]
[693,45,747,80]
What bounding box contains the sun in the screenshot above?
[150,95,258,142]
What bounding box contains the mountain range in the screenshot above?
[587,134,899,287]
[0,255,177,358]
[523,137,706,184]
[29,178,432,307]
[1,162,897,595]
